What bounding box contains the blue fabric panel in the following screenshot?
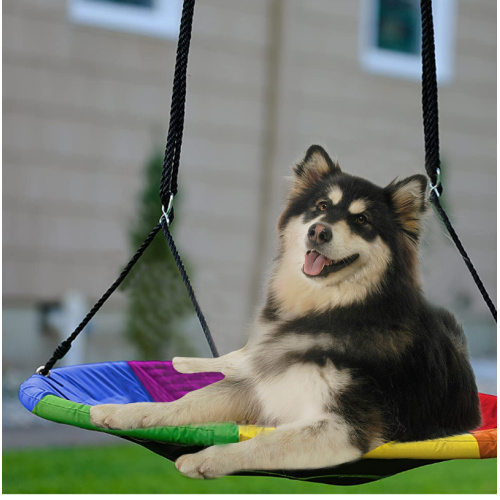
[19,361,154,412]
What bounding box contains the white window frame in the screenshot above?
[68,0,183,39]
[359,0,456,84]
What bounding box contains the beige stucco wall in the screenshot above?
[3,0,496,360]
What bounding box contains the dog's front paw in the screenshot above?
[90,403,152,430]
[175,448,236,479]
[90,404,136,429]
[172,357,193,374]
[172,357,208,374]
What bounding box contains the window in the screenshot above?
[359,0,456,84]
[69,0,183,39]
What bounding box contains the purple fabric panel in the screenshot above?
[127,361,224,402]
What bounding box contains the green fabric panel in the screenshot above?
[32,395,96,430]
[213,420,240,444]
[32,395,240,446]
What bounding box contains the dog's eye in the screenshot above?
[317,201,328,211]
[355,214,367,225]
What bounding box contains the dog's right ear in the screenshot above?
[292,145,341,194]
[385,175,428,244]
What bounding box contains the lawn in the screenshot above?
[2,443,496,494]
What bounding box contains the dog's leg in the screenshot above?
[90,378,255,430]
[175,416,367,479]
[173,348,246,375]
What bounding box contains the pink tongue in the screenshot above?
[304,251,331,276]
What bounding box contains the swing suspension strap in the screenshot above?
[38,0,217,377]
[159,0,195,212]
[157,0,218,356]
[419,0,496,323]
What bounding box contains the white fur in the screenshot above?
[175,415,363,478]
[348,199,367,214]
[254,362,351,426]
[328,185,343,205]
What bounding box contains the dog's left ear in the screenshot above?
[292,145,341,194]
[385,175,428,241]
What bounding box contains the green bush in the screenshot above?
[124,150,197,360]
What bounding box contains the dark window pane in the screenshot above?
[88,0,154,8]
[376,0,420,54]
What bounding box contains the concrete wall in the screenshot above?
[3,0,496,363]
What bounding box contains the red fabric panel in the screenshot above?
[476,393,497,431]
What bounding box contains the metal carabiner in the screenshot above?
[429,167,442,198]
[36,366,50,377]
[160,193,175,226]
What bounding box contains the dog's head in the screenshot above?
[272,145,428,311]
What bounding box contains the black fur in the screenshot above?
[266,298,481,443]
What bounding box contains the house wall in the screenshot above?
[3,0,496,365]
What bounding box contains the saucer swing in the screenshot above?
[19,0,496,486]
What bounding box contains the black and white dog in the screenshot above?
[91,145,480,478]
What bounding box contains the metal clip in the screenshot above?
[160,193,175,226]
[429,167,442,198]
[36,366,50,377]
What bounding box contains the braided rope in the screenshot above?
[430,193,497,320]
[38,0,219,375]
[420,0,442,194]
[420,0,496,321]
[159,0,195,207]
[160,217,219,357]
[38,224,162,375]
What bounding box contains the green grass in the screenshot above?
[2,444,496,494]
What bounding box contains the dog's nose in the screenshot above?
[307,224,332,244]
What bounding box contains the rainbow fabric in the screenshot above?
[19,360,496,461]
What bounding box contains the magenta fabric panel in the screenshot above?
[127,361,224,402]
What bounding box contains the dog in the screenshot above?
[91,145,481,478]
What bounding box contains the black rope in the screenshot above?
[430,193,497,321]
[160,217,219,358]
[159,0,195,209]
[420,0,496,322]
[420,0,442,195]
[38,224,162,376]
[156,0,219,355]
[156,0,218,355]
[38,0,218,375]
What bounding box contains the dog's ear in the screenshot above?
[292,145,341,194]
[386,175,428,242]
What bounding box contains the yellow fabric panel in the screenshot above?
[238,425,482,460]
[364,434,481,460]
[238,424,275,442]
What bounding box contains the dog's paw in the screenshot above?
[172,357,192,373]
[172,357,204,374]
[91,404,125,429]
[90,403,154,430]
[175,448,236,479]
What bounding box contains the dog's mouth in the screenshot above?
[303,250,359,278]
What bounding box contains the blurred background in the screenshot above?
[3,0,496,477]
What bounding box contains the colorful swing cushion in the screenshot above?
[19,360,497,460]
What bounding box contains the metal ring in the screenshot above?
[429,167,442,198]
[36,366,50,377]
[161,193,175,225]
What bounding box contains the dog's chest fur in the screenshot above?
[247,324,352,427]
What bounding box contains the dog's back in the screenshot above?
[380,302,481,442]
